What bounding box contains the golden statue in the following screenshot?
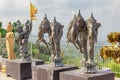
[6,22,16,60]
[100,32,120,63]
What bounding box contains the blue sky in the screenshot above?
[0,0,120,40]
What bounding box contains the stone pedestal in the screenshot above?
[32,64,78,80]
[32,59,44,66]
[6,59,44,80]
[60,69,114,80]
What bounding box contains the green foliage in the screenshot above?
[0,28,7,37]
[105,60,120,77]
[0,22,2,28]
[0,38,7,58]
[0,21,7,37]
[32,43,50,62]
[61,47,82,67]
[12,22,17,32]
[12,22,24,32]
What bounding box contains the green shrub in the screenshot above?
[32,43,50,62]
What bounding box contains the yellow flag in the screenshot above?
[30,2,37,20]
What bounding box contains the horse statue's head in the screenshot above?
[50,17,64,41]
[86,13,101,43]
[39,14,50,33]
[67,14,77,43]
[76,10,87,32]
[36,14,51,49]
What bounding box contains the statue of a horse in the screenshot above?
[36,14,50,49]
[76,10,88,62]
[67,10,101,73]
[67,14,80,49]
[86,13,101,63]
[50,17,64,67]
[67,10,87,57]
[37,15,64,67]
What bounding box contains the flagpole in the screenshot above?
[29,0,37,59]
[30,0,33,59]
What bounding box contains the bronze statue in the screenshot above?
[67,10,88,61]
[86,13,101,63]
[37,15,64,67]
[67,10,101,73]
[16,20,32,61]
[100,32,120,63]
[67,14,82,50]
[36,14,50,49]
[83,13,101,73]
[50,17,64,67]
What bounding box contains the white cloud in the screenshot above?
[0,0,120,40]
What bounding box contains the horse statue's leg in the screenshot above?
[36,39,40,43]
[80,37,88,62]
[36,31,49,49]
[36,30,42,43]
[49,37,56,62]
[41,38,49,49]
[88,40,94,62]
[74,38,83,53]
[54,40,64,67]
[72,41,79,49]
[67,31,79,49]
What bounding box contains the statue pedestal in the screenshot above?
[6,59,44,80]
[60,69,114,80]
[32,64,78,80]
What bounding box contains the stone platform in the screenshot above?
[6,59,44,80]
[60,69,114,80]
[0,72,119,80]
[32,64,78,80]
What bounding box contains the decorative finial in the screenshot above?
[45,13,47,18]
[78,10,81,16]
[89,12,96,23]
[53,16,57,22]
[42,13,50,23]
[44,13,47,19]
[91,12,94,19]
[77,9,83,20]
[74,14,76,19]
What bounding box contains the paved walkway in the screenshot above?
[115,77,120,80]
[0,72,120,80]
[0,73,31,80]
[0,73,15,80]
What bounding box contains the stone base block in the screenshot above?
[32,64,78,80]
[6,59,44,80]
[60,69,114,80]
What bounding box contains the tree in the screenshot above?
[0,21,7,37]
[12,22,17,32]
[0,28,7,37]
[0,22,2,28]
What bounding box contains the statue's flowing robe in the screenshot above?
[6,32,16,60]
